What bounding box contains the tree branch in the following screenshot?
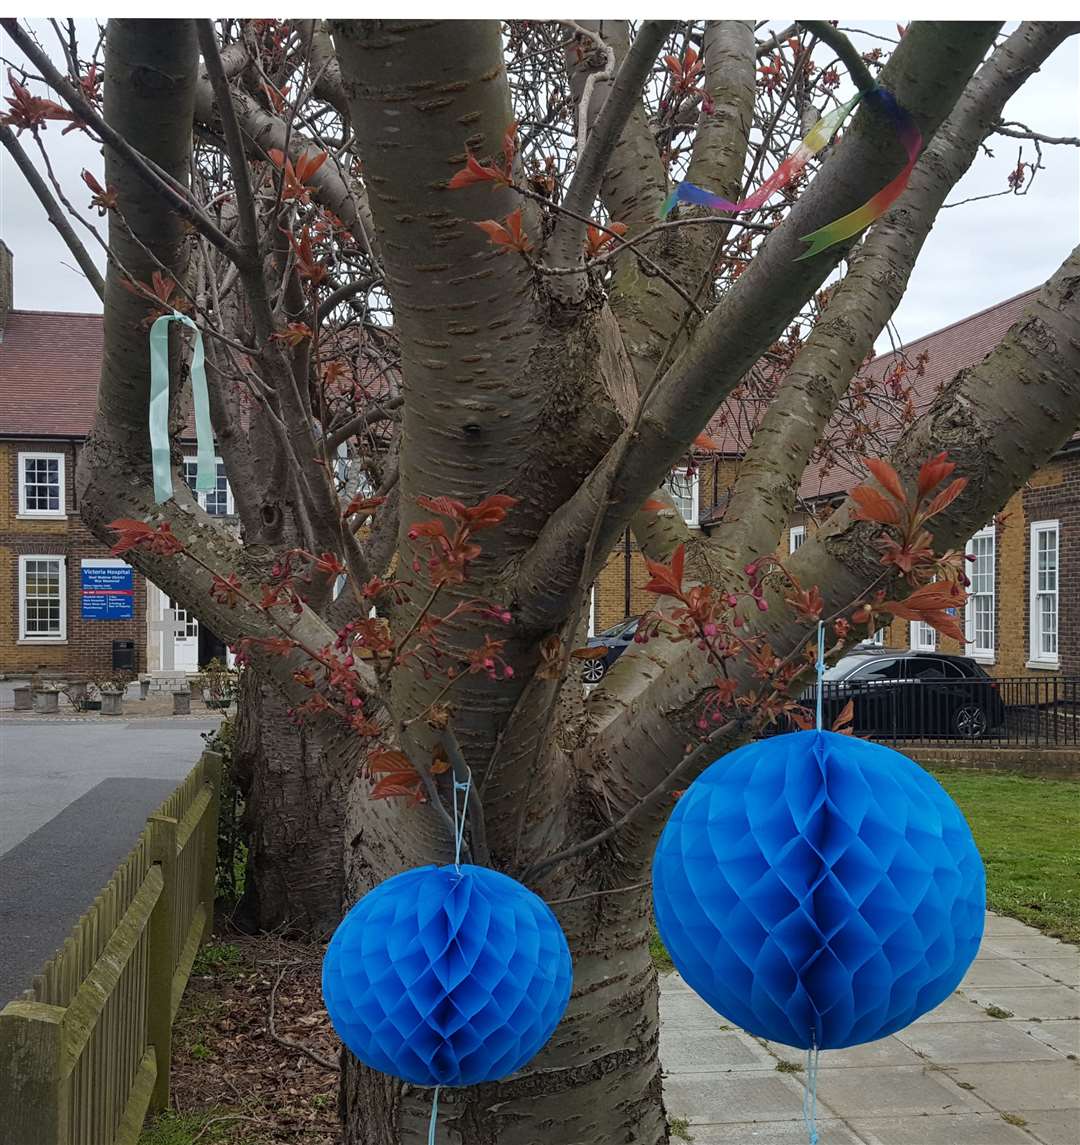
[547,20,674,301]
[798,21,877,93]
[1,17,245,266]
[512,20,1002,634]
[0,123,104,300]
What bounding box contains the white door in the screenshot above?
[164,595,199,672]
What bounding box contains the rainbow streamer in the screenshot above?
[796,87,922,259]
[660,86,923,261]
[660,93,862,220]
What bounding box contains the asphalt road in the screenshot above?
[0,717,219,1004]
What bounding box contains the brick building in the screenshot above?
[593,289,1077,679]
[0,243,231,681]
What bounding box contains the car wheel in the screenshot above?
[954,704,988,739]
[581,658,607,684]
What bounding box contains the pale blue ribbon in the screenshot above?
[149,311,215,503]
[802,1042,820,1144]
[815,621,826,731]
[452,769,472,873]
[428,1085,441,1144]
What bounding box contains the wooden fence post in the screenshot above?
[0,1001,70,1145]
[200,751,223,944]
[146,814,178,1117]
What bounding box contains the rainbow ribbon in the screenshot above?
[796,87,921,259]
[660,86,922,260]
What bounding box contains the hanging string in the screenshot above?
[428,1085,441,1145]
[802,1037,821,1145]
[815,620,826,732]
[451,767,473,873]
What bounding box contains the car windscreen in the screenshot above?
[823,655,875,681]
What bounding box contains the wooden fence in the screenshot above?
[0,751,222,1145]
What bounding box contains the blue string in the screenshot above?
[428,1085,441,1144]
[802,1042,820,1144]
[815,620,826,731]
[452,768,472,872]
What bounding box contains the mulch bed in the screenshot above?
[142,930,342,1144]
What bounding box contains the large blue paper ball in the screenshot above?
[653,730,984,1049]
[322,864,572,1086]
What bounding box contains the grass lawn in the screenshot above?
[932,769,1080,944]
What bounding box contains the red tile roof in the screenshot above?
[0,310,104,438]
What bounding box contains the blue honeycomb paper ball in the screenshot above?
[653,730,985,1049]
[322,863,572,1086]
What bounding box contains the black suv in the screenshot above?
[581,617,640,683]
[813,648,1005,740]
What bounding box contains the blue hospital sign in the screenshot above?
[81,560,134,620]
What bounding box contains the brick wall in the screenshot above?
[0,440,146,678]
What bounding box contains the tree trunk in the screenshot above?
[341,923,666,1144]
[232,671,356,935]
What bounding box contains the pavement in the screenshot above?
[661,912,1080,1145]
[0,713,220,1004]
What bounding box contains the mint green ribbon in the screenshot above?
[149,311,215,503]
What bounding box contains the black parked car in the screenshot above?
[812,648,1005,740]
[581,616,640,683]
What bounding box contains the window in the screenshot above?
[1030,519,1059,666]
[666,468,699,527]
[18,555,67,641]
[846,658,905,682]
[17,452,65,517]
[868,626,886,646]
[183,457,234,516]
[789,526,806,553]
[965,525,995,661]
[910,619,937,652]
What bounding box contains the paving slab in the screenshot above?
[766,1035,923,1070]
[944,1060,1080,1112]
[663,1069,833,1124]
[961,958,1063,988]
[963,985,1080,1021]
[1010,1018,1080,1057]
[985,913,1050,937]
[808,1065,993,1118]
[904,991,993,1024]
[1018,956,1080,989]
[849,1112,1040,1144]
[659,1027,775,1073]
[682,1121,866,1144]
[660,990,734,1030]
[895,1019,1064,1064]
[982,935,1080,960]
[1014,1108,1080,1145]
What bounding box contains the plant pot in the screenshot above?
[100,689,124,716]
[32,689,59,715]
[173,690,191,716]
[12,685,31,711]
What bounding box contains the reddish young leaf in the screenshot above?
[693,432,720,451]
[917,451,956,498]
[925,476,968,519]
[831,698,855,734]
[368,749,416,775]
[850,485,901,525]
[571,646,607,660]
[448,152,507,190]
[641,499,669,512]
[585,220,627,258]
[862,456,906,503]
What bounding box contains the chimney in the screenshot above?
[0,241,11,339]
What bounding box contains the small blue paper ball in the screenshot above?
[322,864,572,1086]
[653,730,984,1049]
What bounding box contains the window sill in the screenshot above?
[1026,659,1060,671]
[17,638,68,645]
[969,654,995,665]
[16,512,67,521]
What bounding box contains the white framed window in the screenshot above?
[1029,519,1059,667]
[666,468,700,527]
[868,626,886,646]
[17,452,66,518]
[18,554,67,642]
[965,525,995,662]
[789,525,806,553]
[910,618,937,652]
[183,457,234,517]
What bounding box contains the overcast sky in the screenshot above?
[1,22,1077,351]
